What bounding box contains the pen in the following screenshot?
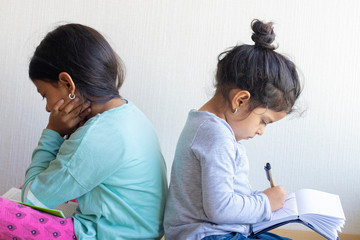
[264,162,275,188]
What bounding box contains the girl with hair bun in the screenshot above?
[0,23,167,239]
[164,20,301,240]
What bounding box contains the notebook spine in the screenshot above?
[249,219,336,240]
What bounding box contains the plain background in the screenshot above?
[0,0,359,235]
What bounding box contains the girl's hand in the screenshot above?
[46,98,91,137]
[263,185,288,211]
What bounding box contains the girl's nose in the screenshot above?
[46,105,51,113]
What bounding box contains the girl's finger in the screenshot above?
[68,101,91,119]
[78,107,91,120]
[74,100,91,115]
[68,107,91,128]
[52,99,65,112]
[62,97,81,114]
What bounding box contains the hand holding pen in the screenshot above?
[263,162,288,211]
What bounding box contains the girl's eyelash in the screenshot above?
[42,95,46,100]
[261,120,267,126]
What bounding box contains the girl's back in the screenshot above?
[56,101,168,238]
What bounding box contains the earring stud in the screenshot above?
[69,93,76,100]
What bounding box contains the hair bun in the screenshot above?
[251,19,276,50]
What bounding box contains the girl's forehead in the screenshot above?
[33,79,43,90]
[268,111,287,123]
[33,80,55,93]
[33,79,55,88]
[252,107,287,123]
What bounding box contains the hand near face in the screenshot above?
[46,98,91,137]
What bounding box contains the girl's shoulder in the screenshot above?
[188,110,234,136]
[69,100,155,147]
[186,110,236,147]
[81,100,143,128]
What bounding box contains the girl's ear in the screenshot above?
[231,89,251,111]
[58,72,76,96]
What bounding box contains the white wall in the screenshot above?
[1,0,359,234]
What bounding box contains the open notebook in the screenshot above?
[2,187,78,218]
[250,189,345,240]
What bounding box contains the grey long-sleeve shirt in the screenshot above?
[164,110,271,240]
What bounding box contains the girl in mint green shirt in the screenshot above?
[16,23,167,239]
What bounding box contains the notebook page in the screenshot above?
[296,189,345,219]
[301,217,338,240]
[2,187,77,218]
[270,192,298,221]
[252,192,298,233]
[2,187,21,201]
[54,201,78,218]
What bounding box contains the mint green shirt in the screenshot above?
[22,101,168,239]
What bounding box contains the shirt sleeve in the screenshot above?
[22,123,126,209]
[21,129,65,203]
[191,119,271,225]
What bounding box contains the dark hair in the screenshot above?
[215,19,301,113]
[29,23,125,103]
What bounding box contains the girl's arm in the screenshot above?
[22,98,91,206]
[21,128,91,208]
[21,129,64,202]
[21,123,124,209]
[191,121,272,225]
